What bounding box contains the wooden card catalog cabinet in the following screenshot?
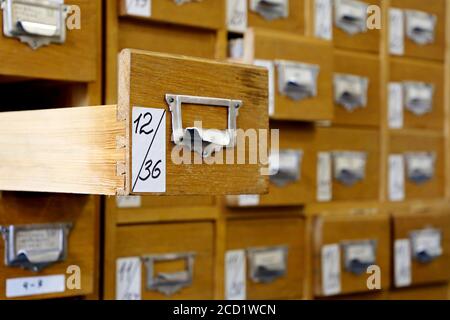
[0,193,97,299]
[227,122,316,207]
[388,58,444,132]
[333,50,380,127]
[225,217,305,300]
[388,132,444,201]
[0,0,100,82]
[313,212,390,297]
[111,221,215,300]
[0,50,269,196]
[242,28,333,121]
[389,0,446,61]
[248,0,305,33]
[332,0,381,53]
[391,204,450,288]
[119,0,224,30]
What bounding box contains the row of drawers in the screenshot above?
[2,194,449,300]
[232,28,446,127]
[228,125,444,206]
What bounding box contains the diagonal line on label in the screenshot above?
[132,110,166,192]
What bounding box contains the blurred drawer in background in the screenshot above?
[247,0,305,33]
[242,28,333,121]
[106,1,225,103]
[0,193,98,300]
[387,131,445,202]
[225,215,305,300]
[388,58,444,132]
[315,127,380,202]
[389,0,446,61]
[333,50,380,127]
[111,221,215,300]
[119,0,224,30]
[312,211,390,297]
[390,203,450,288]
[0,0,100,83]
[332,0,381,53]
[227,122,316,207]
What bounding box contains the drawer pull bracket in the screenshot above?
[0,222,72,272]
[334,74,369,112]
[332,151,367,187]
[250,0,289,21]
[403,82,434,116]
[334,0,368,35]
[275,60,320,102]
[404,152,436,184]
[247,246,288,284]
[410,229,442,264]
[142,252,195,296]
[269,149,303,187]
[342,240,377,275]
[166,94,242,158]
[405,10,437,45]
[1,0,70,49]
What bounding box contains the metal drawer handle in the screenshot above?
[142,252,195,296]
[403,82,434,116]
[332,151,367,186]
[247,246,288,284]
[405,10,437,45]
[334,73,369,112]
[269,149,303,187]
[166,94,242,158]
[410,229,442,264]
[250,0,289,21]
[1,0,69,49]
[334,0,368,35]
[342,240,377,275]
[404,152,436,184]
[275,60,320,102]
[0,222,72,272]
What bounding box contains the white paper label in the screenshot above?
[6,275,65,298]
[389,9,405,55]
[116,196,142,208]
[238,195,260,207]
[315,0,333,40]
[394,239,411,288]
[321,244,341,296]
[317,152,332,202]
[388,82,404,129]
[132,107,166,193]
[225,250,246,300]
[254,60,275,116]
[389,154,405,202]
[125,0,151,17]
[227,0,248,33]
[253,249,284,269]
[116,257,142,300]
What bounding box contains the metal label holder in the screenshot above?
[166,94,242,158]
[1,0,69,49]
[0,222,72,272]
[410,228,442,264]
[142,252,195,296]
[247,246,288,284]
[334,73,369,112]
[402,81,434,116]
[269,149,303,187]
[275,60,320,101]
[341,239,377,275]
[334,0,368,35]
[404,152,436,184]
[405,9,437,45]
[332,151,367,187]
[250,0,289,21]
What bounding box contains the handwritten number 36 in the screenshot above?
[139,160,162,181]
